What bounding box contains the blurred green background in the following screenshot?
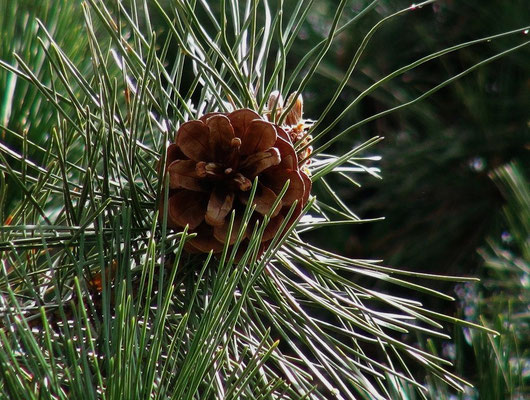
[1,0,528,397]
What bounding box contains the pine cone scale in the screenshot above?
[262,214,285,242]
[239,148,281,178]
[168,190,208,230]
[176,120,211,162]
[239,183,281,217]
[168,160,206,192]
[263,168,305,205]
[205,114,235,160]
[205,188,235,227]
[226,109,261,138]
[213,214,247,245]
[239,120,277,155]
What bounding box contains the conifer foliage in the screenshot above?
[0,0,527,398]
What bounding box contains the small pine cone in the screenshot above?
[265,90,283,122]
[265,92,313,167]
[160,108,311,255]
[284,92,303,127]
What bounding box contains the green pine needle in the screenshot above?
[1,0,527,399]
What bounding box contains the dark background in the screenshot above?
[293,0,529,276]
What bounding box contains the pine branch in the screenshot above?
[1,1,527,399]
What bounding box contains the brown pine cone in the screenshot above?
[160,108,311,255]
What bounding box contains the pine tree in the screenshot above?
[0,1,527,398]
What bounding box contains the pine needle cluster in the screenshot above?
[0,1,528,398]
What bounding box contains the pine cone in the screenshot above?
[160,108,311,255]
[266,92,313,166]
